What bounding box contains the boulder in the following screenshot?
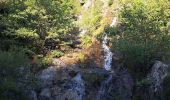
[134,61,170,100]
[149,61,169,93]
[37,67,57,88]
[54,73,85,100]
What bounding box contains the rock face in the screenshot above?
[54,73,85,100]
[38,67,58,88]
[96,67,134,100]
[134,61,170,100]
[30,66,85,100]
[149,61,169,93]
[20,41,170,100]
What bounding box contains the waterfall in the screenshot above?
[96,74,113,100]
[96,34,113,100]
[102,16,117,71]
[102,34,113,71]
[96,17,117,100]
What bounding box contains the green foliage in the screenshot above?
[50,50,64,58]
[38,55,53,67]
[110,0,170,69]
[36,50,64,67]
[81,35,92,48]
[0,0,75,53]
[16,28,39,39]
[77,53,86,62]
[78,0,102,31]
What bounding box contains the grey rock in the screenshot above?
[149,61,169,92]
[96,67,134,100]
[37,67,57,88]
[39,88,51,99]
[54,73,85,100]
[135,61,170,100]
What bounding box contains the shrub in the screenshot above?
[50,50,64,58]
[80,35,92,48]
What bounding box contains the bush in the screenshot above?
[81,35,92,48]
[50,50,64,58]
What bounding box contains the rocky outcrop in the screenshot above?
[149,61,169,93]
[24,66,85,100]
[19,63,135,100]
[96,67,134,100]
[54,73,85,100]
[37,67,58,88]
[134,61,170,100]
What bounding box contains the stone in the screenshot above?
[27,90,37,100]
[149,61,169,92]
[134,61,170,100]
[37,67,57,88]
[39,88,51,99]
[54,73,85,100]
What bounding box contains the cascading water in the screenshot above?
[102,34,113,71]
[96,17,117,100]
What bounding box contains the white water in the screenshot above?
[96,34,113,100]
[96,17,117,100]
[110,17,117,27]
[102,17,117,71]
[102,35,113,71]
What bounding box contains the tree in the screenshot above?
[0,0,75,51]
[108,0,170,75]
